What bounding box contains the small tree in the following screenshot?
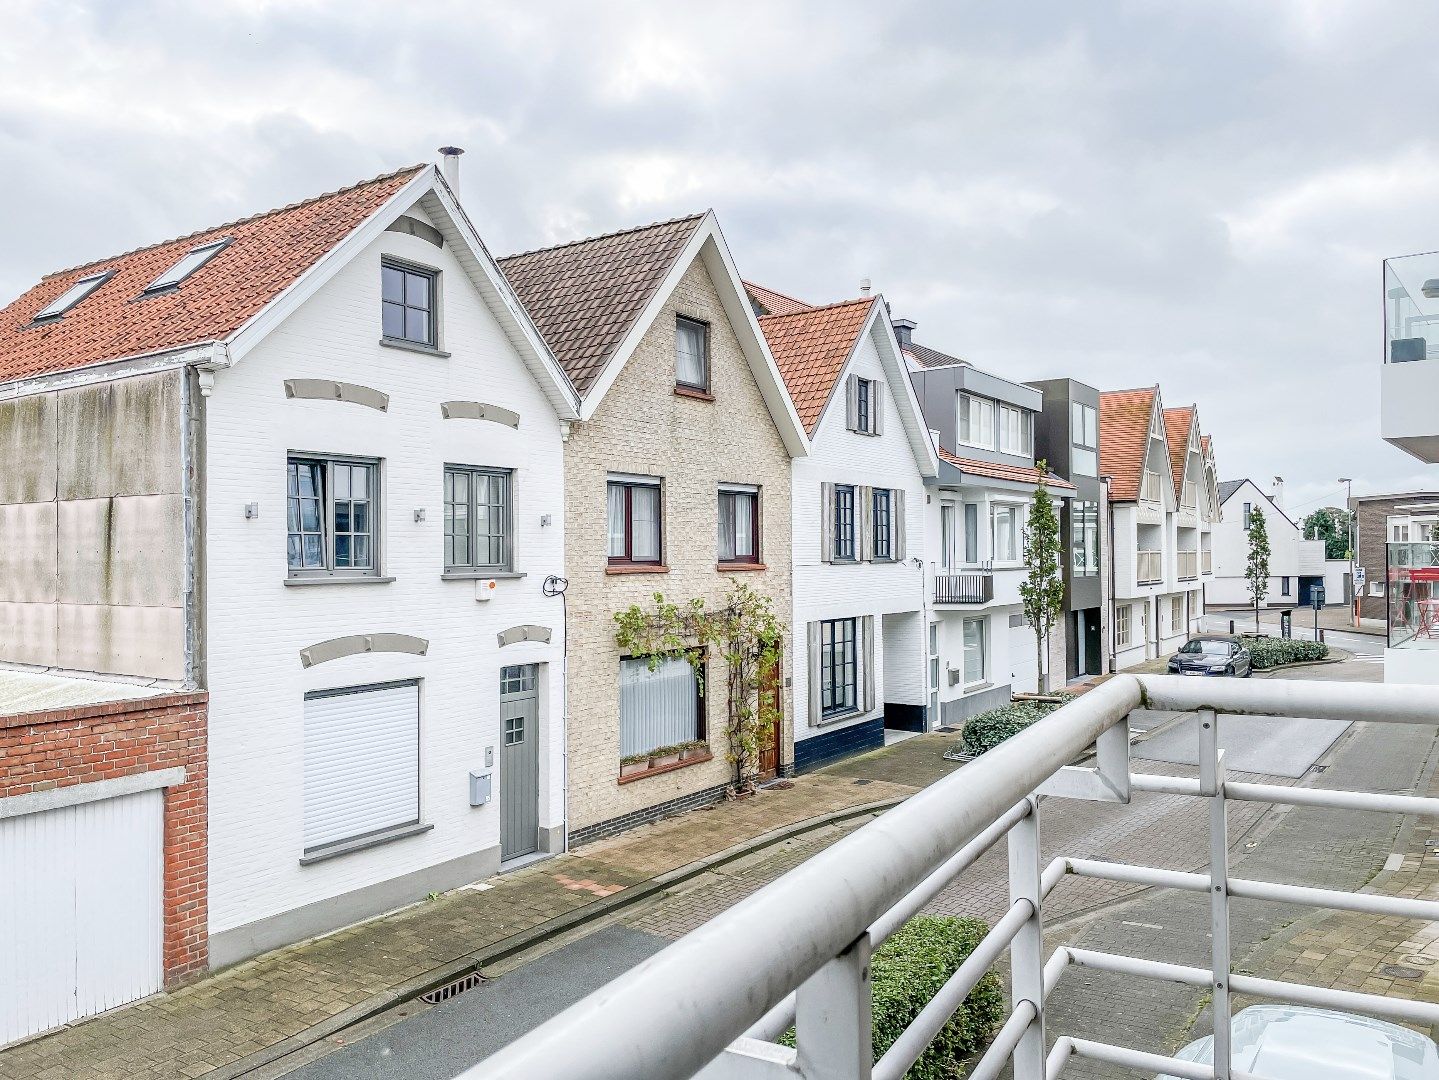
[1245,505,1272,632]
[1019,463,1065,694]
[613,580,784,795]
[1302,507,1352,560]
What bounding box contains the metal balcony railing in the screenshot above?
[934,570,994,605]
[1177,550,1198,580]
[470,676,1439,1080]
[1137,549,1163,584]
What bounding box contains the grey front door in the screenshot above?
[499,665,540,860]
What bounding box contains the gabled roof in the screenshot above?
[903,341,968,369]
[1218,479,1246,504]
[937,448,1077,490]
[1099,387,1160,501]
[0,165,427,385]
[758,297,876,433]
[1162,406,1196,497]
[744,281,812,317]
[498,214,704,397]
[1217,478,1298,529]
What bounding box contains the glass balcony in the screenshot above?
[1382,254,1439,462]
[1386,541,1439,649]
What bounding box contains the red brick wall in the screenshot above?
[0,691,208,984]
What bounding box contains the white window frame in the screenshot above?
[961,616,986,688]
[1171,596,1183,633]
[1116,605,1132,648]
[958,393,995,449]
[990,501,1021,564]
[998,404,1031,455]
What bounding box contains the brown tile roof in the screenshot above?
[498,214,705,396]
[937,448,1076,490]
[758,297,876,434]
[0,164,427,385]
[1099,387,1158,501]
[1163,406,1195,496]
[904,342,967,369]
[744,281,812,316]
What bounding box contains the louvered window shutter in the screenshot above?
[820,483,835,563]
[806,622,822,729]
[872,381,884,436]
[859,486,874,561]
[893,488,907,561]
[861,616,876,714]
[846,375,858,431]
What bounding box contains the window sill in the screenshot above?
[674,385,715,402]
[617,750,713,785]
[717,561,767,572]
[379,336,451,359]
[606,564,670,575]
[284,575,396,587]
[299,821,433,865]
[959,681,993,696]
[816,708,866,728]
[441,570,526,581]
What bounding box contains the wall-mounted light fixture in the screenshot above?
[244,502,259,520]
[414,508,426,523]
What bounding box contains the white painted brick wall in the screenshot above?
[204,202,568,936]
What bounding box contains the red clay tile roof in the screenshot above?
[744,281,812,316]
[0,164,427,385]
[1163,406,1195,497]
[1099,387,1158,501]
[937,448,1076,490]
[498,215,704,396]
[758,297,876,434]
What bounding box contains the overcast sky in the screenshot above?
[3,0,1437,517]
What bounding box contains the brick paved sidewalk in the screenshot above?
[0,758,925,1080]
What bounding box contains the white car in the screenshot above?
[1159,1005,1439,1079]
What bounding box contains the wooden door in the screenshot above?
[757,647,782,778]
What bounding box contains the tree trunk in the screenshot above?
[1255,598,1261,634]
[1036,630,1047,695]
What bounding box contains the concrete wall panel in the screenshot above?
[0,393,57,505]
[0,502,58,603]
[58,494,184,608]
[0,601,59,666]
[56,604,185,680]
[58,372,183,500]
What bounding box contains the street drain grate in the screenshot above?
[1378,964,1424,981]
[421,971,484,1003]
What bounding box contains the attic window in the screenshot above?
[144,238,230,293]
[33,270,113,321]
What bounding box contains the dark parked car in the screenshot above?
[1167,635,1251,677]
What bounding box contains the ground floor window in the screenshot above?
[962,617,986,687]
[302,681,420,857]
[619,655,702,758]
[820,618,859,717]
[1171,596,1183,633]
[1116,605,1131,648]
[1281,576,1291,596]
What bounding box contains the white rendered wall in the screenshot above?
[204,202,568,938]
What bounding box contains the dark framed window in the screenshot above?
[856,378,873,433]
[1281,576,1291,596]
[607,477,663,564]
[872,488,892,560]
[444,466,512,572]
[619,652,706,758]
[718,487,760,563]
[382,259,438,347]
[287,455,380,577]
[833,484,856,561]
[675,316,709,391]
[819,618,859,718]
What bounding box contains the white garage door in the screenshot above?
[1009,619,1039,694]
[303,681,420,857]
[0,788,164,1047]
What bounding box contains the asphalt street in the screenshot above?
[1138,712,1349,777]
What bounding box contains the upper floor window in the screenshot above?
[382,259,438,347]
[287,455,380,578]
[998,404,1032,455]
[675,316,709,392]
[608,475,662,565]
[833,484,856,561]
[34,270,113,321]
[846,375,882,435]
[1072,501,1099,575]
[444,465,512,573]
[718,485,760,564]
[958,393,995,449]
[1243,501,1253,528]
[1071,402,1098,476]
[872,488,892,560]
[991,503,1019,563]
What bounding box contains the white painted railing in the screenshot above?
[466,676,1439,1080]
[1177,550,1198,580]
[1137,549,1163,584]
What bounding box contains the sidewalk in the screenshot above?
[0,765,924,1080]
[1208,604,1386,638]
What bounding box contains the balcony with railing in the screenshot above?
[1136,549,1163,585]
[934,569,995,606]
[1176,550,1198,581]
[1140,470,1164,504]
[473,676,1439,1080]
[1382,252,1439,462]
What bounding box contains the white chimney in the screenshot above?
[438,146,465,190]
[1271,476,1285,511]
[859,277,872,297]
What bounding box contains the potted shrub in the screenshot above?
[619,752,650,778]
[679,740,708,762]
[649,744,684,769]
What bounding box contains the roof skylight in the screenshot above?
[33,270,113,321]
[144,238,230,293]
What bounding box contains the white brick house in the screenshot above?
[754,293,939,770]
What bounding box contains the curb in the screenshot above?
[206,792,907,1079]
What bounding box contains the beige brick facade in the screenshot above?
[563,256,794,833]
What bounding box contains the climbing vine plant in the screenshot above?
[614,580,785,795]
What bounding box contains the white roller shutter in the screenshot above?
[303,681,420,854]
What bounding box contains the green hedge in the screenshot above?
[960,696,1072,757]
[1247,638,1329,670]
[783,915,1004,1080]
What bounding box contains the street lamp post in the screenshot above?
[1339,477,1355,627]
